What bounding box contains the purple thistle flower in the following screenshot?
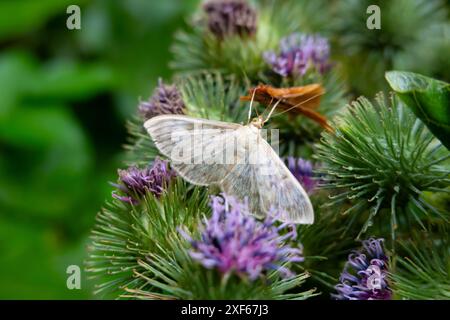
[112,158,176,204]
[139,79,185,120]
[285,157,316,194]
[333,238,392,300]
[264,33,331,78]
[180,194,303,280]
[203,0,257,39]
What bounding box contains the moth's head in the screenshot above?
[250,116,264,129]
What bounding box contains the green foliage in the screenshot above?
[386,71,450,149]
[0,0,198,298]
[92,1,450,300]
[170,0,349,159]
[0,0,81,40]
[87,175,317,300]
[86,178,210,298]
[124,115,160,167]
[316,93,449,240]
[179,71,248,123]
[0,50,115,230]
[297,197,359,289]
[391,231,450,299]
[124,72,248,168]
[333,0,449,95]
[2,0,448,300]
[125,237,316,300]
[171,0,331,81]
[272,69,348,157]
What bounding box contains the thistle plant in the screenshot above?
[171,0,332,80]
[259,32,347,157]
[112,158,176,203]
[263,33,331,78]
[285,157,317,193]
[138,79,185,120]
[124,237,316,300]
[171,1,348,158]
[86,0,449,301]
[181,194,304,280]
[112,194,316,300]
[296,204,359,292]
[178,71,248,123]
[203,0,258,39]
[86,177,210,298]
[333,238,392,300]
[333,0,449,95]
[124,80,186,167]
[391,229,450,300]
[316,93,449,239]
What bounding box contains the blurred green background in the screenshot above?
[0,0,198,299]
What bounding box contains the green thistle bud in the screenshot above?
[171,0,332,81]
[316,93,449,239]
[334,0,448,95]
[391,230,450,300]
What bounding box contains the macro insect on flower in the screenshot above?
[143,85,316,224]
[240,84,332,132]
[180,194,304,280]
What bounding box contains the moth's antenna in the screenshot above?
[270,91,325,118]
[247,88,256,123]
[254,98,260,117]
[260,97,274,118]
[264,98,283,123]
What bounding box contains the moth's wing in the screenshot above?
[256,138,314,224]
[218,137,266,219]
[144,114,242,186]
[275,84,324,110]
[220,132,314,224]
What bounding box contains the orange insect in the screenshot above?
[240,84,332,132]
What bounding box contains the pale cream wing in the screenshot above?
[256,138,314,224]
[220,131,314,224]
[144,115,242,186]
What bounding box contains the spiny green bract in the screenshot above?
[391,230,450,300]
[85,179,209,298]
[316,93,449,240]
[333,0,449,95]
[171,0,332,81]
[123,236,317,300]
[124,72,248,168]
[178,71,248,123]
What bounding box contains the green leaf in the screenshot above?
[0,104,94,219]
[0,52,35,120]
[385,71,450,149]
[0,216,92,299]
[25,60,115,100]
[0,0,85,40]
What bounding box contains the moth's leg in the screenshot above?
[247,87,257,124]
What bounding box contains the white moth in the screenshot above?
[144,98,314,224]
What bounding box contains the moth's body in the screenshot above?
[249,116,265,129]
[144,114,314,224]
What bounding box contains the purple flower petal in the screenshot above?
[333,238,391,300]
[203,0,257,39]
[112,158,176,204]
[264,33,331,78]
[285,157,317,194]
[181,194,303,280]
[139,79,185,120]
